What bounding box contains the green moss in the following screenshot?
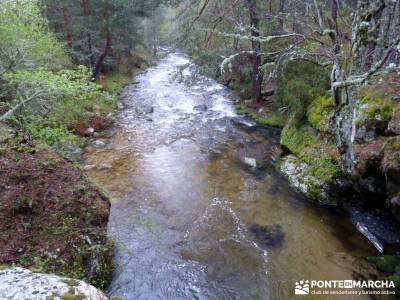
[61,290,85,300]
[386,275,400,291]
[357,89,398,124]
[235,104,286,128]
[280,125,319,156]
[307,96,334,132]
[281,125,342,183]
[61,279,80,287]
[367,255,400,273]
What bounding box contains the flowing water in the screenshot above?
[84,53,382,299]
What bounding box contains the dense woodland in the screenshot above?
[1,0,400,296]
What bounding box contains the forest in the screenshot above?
[1,0,400,299]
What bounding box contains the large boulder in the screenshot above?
[0,268,109,300]
[279,155,332,204]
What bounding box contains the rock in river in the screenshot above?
[243,157,257,168]
[250,224,285,247]
[92,140,106,148]
[135,103,154,114]
[193,104,208,111]
[0,268,109,300]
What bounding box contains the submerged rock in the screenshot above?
[92,140,106,148]
[0,268,109,300]
[243,157,257,168]
[231,117,257,131]
[250,224,284,247]
[135,103,154,114]
[193,104,208,111]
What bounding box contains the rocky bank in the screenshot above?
[0,123,114,292]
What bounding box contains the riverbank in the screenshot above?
[0,124,113,289]
[0,51,152,295]
[234,74,400,217]
[233,77,400,290]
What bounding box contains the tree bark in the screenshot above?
[92,33,112,79]
[245,0,263,101]
[81,0,95,68]
[332,0,389,174]
[61,5,72,48]
[92,0,112,79]
[278,0,285,31]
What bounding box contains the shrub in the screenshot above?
[275,61,330,124]
[0,0,70,71]
[5,67,116,145]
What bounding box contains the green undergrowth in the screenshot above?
[367,255,400,292]
[5,66,117,147]
[235,104,286,128]
[100,71,132,95]
[358,94,397,124]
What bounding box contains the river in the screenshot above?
[84,52,381,299]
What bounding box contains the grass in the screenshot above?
[235,104,286,128]
[99,71,133,95]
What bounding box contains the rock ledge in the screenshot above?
[0,268,109,300]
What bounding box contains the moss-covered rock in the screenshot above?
[0,268,109,300]
[278,125,346,204]
[279,155,332,203]
[307,96,334,133]
[280,125,343,183]
[357,80,400,132]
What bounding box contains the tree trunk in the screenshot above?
[92,34,112,79]
[246,0,263,101]
[61,5,72,48]
[332,0,386,175]
[81,0,95,69]
[92,0,111,79]
[278,0,285,31]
